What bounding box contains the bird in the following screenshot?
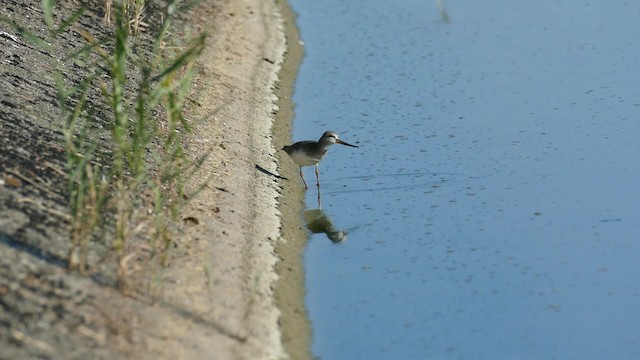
[282,131,358,190]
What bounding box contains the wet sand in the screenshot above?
[272,3,313,360]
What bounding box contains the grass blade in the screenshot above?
[151,34,205,82]
[0,15,52,50]
[42,0,54,29]
[53,6,87,37]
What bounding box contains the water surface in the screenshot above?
[288,0,640,358]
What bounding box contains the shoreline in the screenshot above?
[272,1,313,359]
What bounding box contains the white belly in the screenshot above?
[290,149,323,166]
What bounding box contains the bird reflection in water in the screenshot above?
[304,209,347,243]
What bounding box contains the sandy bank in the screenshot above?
[150,0,310,358]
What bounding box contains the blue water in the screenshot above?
[288,0,640,359]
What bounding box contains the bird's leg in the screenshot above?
[315,164,321,207]
[299,167,308,189]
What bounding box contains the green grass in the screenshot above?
[5,0,208,288]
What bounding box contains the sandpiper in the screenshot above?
[282,131,358,189]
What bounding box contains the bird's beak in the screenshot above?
[337,139,359,148]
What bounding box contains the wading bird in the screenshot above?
[282,131,358,190]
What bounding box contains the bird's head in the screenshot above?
[321,131,358,148]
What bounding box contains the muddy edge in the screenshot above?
[272,1,313,360]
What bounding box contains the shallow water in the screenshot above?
[288,0,640,358]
